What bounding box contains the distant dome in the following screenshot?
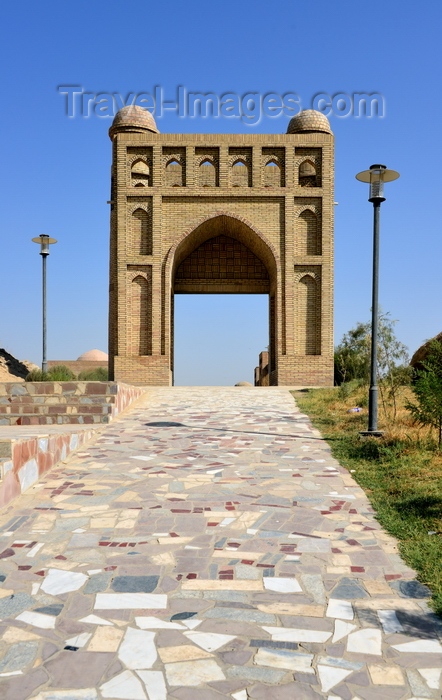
[109,105,159,140]
[287,110,332,135]
[77,349,108,361]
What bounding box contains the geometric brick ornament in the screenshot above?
[108,106,334,385]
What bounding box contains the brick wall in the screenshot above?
[108,128,334,387]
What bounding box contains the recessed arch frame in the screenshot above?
[162,212,281,379]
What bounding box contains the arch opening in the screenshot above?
[299,159,317,187]
[131,159,150,187]
[165,159,183,187]
[264,160,282,187]
[198,159,217,187]
[174,294,268,385]
[231,159,250,187]
[169,215,278,385]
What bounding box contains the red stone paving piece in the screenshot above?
[46,650,114,688]
[0,549,15,558]
[171,509,191,513]
[0,667,49,700]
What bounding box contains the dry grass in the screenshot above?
[293,382,442,616]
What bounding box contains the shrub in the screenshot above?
[78,367,108,381]
[25,369,50,382]
[47,365,77,381]
[25,365,77,382]
[407,340,442,448]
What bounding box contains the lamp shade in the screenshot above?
[356,164,400,202]
[32,234,57,255]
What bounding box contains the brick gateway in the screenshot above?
[108,107,334,386]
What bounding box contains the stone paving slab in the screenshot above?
[0,387,440,699]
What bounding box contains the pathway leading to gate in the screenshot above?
[0,387,441,700]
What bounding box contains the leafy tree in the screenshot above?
[334,322,371,385]
[375,314,411,420]
[334,311,410,420]
[406,340,442,448]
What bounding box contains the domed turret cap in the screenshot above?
[287,109,332,135]
[109,105,159,140]
[77,349,108,361]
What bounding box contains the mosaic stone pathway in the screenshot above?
[0,386,441,700]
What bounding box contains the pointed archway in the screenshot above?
[166,215,278,384]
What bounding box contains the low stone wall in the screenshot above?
[0,427,96,508]
[111,382,146,416]
[0,381,146,508]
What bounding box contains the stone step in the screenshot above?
[0,404,113,416]
[1,381,120,398]
[1,414,111,426]
[0,396,116,407]
[0,383,145,429]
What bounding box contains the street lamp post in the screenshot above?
[32,235,57,373]
[355,165,399,436]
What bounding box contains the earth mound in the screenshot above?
[0,348,39,382]
[410,332,442,372]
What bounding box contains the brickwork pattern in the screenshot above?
[108,117,334,386]
[175,234,269,289]
[255,350,270,386]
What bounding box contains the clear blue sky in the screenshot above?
[1,0,441,384]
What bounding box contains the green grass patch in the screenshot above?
[293,386,442,616]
